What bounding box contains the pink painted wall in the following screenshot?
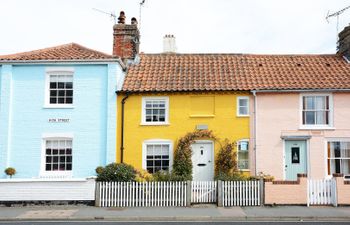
[255,92,350,180]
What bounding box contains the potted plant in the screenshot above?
[4,167,16,178]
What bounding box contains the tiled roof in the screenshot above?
[122,53,350,92]
[0,43,114,61]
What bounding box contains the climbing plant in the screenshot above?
[215,139,237,176]
[172,130,217,181]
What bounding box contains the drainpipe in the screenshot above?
[252,90,258,176]
[120,93,130,163]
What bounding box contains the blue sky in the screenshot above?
[0,0,350,55]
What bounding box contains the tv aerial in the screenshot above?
[93,8,116,24]
[326,5,350,35]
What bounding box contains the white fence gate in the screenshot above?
[97,181,187,207]
[307,179,337,206]
[222,180,262,207]
[191,181,217,203]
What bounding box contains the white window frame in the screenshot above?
[40,133,74,178]
[44,68,74,108]
[299,93,334,130]
[237,96,250,117]
[141,97,169,125]
[237,139,249,171]
[142,139,173,173]
[325,138,350,179]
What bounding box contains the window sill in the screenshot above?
[140,122,170,126]
[239,169,250,172]
[189,115,215,118]
[299,126,336,131]
[39,172,73,179]
[237,115,250,118]
[43,105,74,109]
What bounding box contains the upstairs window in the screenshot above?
[237,96,249,116]
[302,95,330,125]
[45,69,74,108]
[142,97,169,125]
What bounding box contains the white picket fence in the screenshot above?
[222,180,262,207]
[191,181,217,203]
[97,181,187,207]
[307,179,337,206]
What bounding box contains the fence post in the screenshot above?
[259,178,264,206]
[95,182,101,207]
[217,180,223,207]
[186,181,191,207]
[332,177,338,207]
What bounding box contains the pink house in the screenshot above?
[250,26,350,181]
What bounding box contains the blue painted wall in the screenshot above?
[0,63,123,179]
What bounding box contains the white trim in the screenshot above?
[40,135,74,178]
[141,96,169,125]
[299,93,334,130]
[237,96,250,117]
[44,69,74,108]
[142,139,173,172]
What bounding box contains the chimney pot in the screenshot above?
[118,11,126,24]
[131,17,138,25]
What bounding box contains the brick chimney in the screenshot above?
[113,11,140,61]
[338,25,350,57]
[163,34,177,53]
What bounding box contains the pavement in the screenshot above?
[0,204,349,221]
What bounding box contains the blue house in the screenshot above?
[0,43,126,179]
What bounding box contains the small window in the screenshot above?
[49,74,73,105]
[327,141,350,178]
[302,95,330,125]
[142,97,169,125]
[237,97,249,116]
[143,141,172,174]
[45,139,72,172]
[237,140,249,170]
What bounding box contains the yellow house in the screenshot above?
[116,53,255,181]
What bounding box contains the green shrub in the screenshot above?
[214,171,248,181]
[95,166,104,175]
[215,140,237,176]
[152,170,188,181]
[96,163,136,182]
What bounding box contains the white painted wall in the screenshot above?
[0,178,95,201]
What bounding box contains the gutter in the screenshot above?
[253,88,350,93]
[0,59,126,69]
[119,93,130,163]
[252,90,258,176]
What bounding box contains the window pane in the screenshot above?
[305,96,315,110]
[305,111,315,124]
[316,111,326,125]
[239,107,248,115]
[50,98,57,104]
[342,159,350,176]
[316,96,325,110]
[239,99,248,107]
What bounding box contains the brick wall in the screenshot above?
[264,174,307,205]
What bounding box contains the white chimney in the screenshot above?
[163,34,177,53]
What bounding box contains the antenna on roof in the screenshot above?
[93,8,116,24]
[326,5,350,37]
[139,0,146,30]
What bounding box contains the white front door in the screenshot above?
[191,141,214,181]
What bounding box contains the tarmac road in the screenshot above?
[0,221,349,225]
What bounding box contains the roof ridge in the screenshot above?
[140,53,339,57]
[69,43,113,58]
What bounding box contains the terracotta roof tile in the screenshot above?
[0,43,114,61]
[122,53,350,92]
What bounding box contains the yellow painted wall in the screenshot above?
[117,92,251,176]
